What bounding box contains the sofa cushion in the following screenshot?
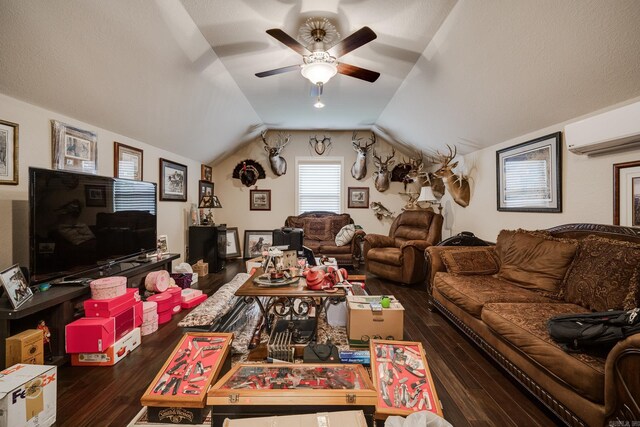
[329,214,352,235]
[482,302,605,403]
[335,224,356,246]
[441,247,499,275]
[304,218,333,241]
[366,247,403,267]
[433,273,555,318]
[317,241,352,255]
[496,229,578,294]
[560,235,640,311]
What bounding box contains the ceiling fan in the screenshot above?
[255,18,380,107]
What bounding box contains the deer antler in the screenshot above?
[261,130,270,147]
[276,132,291,149]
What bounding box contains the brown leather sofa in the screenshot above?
[284,211,365,267]
[425,224,640,426]
[363,210,443,285]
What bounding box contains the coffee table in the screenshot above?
[235,268,346,333]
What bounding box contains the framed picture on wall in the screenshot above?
[201,164,212,182]
[614,160,640,227]
[159,158,187,201]
[250,189,271,211]
[225,227,241,258]
[84,185,107,207]
[496,132,562,212]
[0,119,19,185]
[0,264,33,309]
[243,230,273,258]
[114,142,143,180]
[198,180,214,208]
[348,187,369,208]
[51,120,98,174]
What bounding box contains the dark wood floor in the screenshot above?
[56,260,558,426]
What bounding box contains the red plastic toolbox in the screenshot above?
[84,288,140,317]
[66,317,115,353]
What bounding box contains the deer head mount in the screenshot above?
[372,148,395,192]
[350,131,376,180]
[309,135,332,155]
[433,145,470,207]
[261,131,290,176]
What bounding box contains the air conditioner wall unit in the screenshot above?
[565,101,640,156]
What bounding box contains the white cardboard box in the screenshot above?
[71,327,141,366]
[0,364,57,427]
[222,410,367,427]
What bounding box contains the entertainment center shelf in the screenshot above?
[0,253,179,368]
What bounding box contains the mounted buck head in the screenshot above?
[350,131,376,180]
[261,131,290,176]
[433,145,470,207]
[309,135,332,155]
[372,148,395,192]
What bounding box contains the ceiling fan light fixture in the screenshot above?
[301,61,337,85]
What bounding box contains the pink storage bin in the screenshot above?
[147,293,173,313]
[181,294,207,309]
[66,317,115,353]
[84,288,139,317]
[181,288,202,303]
[144,270,170,292]
[89,276,127,300]
[142,301,157,323]
[157,310,173,325]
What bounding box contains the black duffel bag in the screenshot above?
[547,308,639,353]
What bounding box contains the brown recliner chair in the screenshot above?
[363,210,443,285]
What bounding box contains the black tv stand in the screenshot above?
[0,253,179,368]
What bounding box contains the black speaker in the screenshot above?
[188,225,226,273]
[273,227,304,253]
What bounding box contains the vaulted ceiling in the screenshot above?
[1,0,639,163]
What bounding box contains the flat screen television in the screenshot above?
[29,167,157,282]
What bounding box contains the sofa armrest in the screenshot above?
[349,229,367,258]
[604,333,640,420]
[363,234,395,248]
[399,239,433,252]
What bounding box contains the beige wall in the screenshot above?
[0,93,201,270]
[212,130,428,253]
[449,98,640,242]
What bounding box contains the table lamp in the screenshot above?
[417,186,442,213]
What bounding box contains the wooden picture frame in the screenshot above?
[250,189,271,211]
[0,264,33,310]
[496,132,562,212]
[613,160,640,227]
[243,230,273,258]
[159,158,187,201]
[0,119,18,185]
[114,142,143,180]
[225,227,241,258]
[51,120,98,174]
[198,180,214,208]
[201,164,212,182]
[348,187,369,208]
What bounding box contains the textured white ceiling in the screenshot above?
[0,0,639,163]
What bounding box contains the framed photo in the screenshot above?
[114,142,143,180]
[496,132,562,212]
[198,180,215,208]
[0,264,33,310]
[613,160,640,227]
[225,227,241,258]
[201,164,212,182]
[250,189,271,211]
[348,187,369,208]
[243,230,273,258]
[51,120,98,174]
[0,119,18,185]
[159,158,187,201]
[84,184,107,207]
[157,234,168,254]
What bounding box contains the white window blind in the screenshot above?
[113,180,156,214]
[503,160,550,207]
[297,161,341,214]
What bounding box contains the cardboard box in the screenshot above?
[5,330,43,368]
[83,288,140,317]
[0,364,57,427]
[346,296,404,347]
[65,317,115,353]
[191,260,209,277]
[71,328,141,367]
[222,410,367,427]
[245,256,262,273]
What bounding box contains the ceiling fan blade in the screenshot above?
[255,64,301,78]
[266,29,310,56]
[337,63,380,83]
[327,26,377,58]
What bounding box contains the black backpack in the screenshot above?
[547,308,640,353]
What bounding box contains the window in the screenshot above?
[296,159,342,214]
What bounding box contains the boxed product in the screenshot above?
[346,295,404,347]
[339,350,370,365]
[5,330,44,368]
[65,317,115,353]
[83,288,140,317]
[245,257,262,274]
[71,328,141,367]
[222,410,367,427]
[191,260,209,277]
[0,363,57,427]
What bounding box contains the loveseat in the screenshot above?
[284,211,365,267]
[425,224,640,426]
